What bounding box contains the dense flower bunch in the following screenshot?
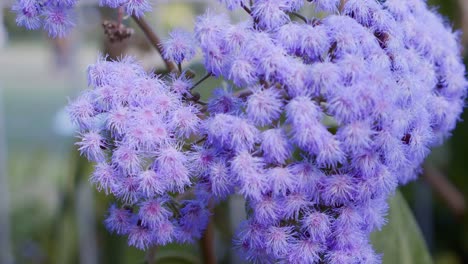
[191,0,466,263]
[68,56,211,248]
[12,0,152,37]
[65,0,467,263]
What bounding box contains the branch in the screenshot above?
[200,202,216,264]
[131,15,177,73]
[233,89,253,99]
[190,73,212,91]
[145,246,158,264]
[422,164,466,218]
[290,12,308,23]
[339,0,347,13]
[241,3,252,15]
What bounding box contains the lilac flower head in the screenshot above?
[162,29,197,65]
[13,0,152,36]
[66,0,466,262]
[193,0,466,262]
[12,0,43,30]
[69,57,213,247]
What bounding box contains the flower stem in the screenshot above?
[131,15,177,73]
[145,246,158,264]
[241,3,252,15]
[177,62,182,74]
[290,12,308,23]
[200,202,216,264]
[190,73,212,91]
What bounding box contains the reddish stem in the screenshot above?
[131,15,177,73]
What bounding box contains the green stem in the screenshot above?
[190,73,212,91]
[290,12,308,23]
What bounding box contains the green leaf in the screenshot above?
[371,191,432,264]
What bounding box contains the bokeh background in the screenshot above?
[0,0,467,263]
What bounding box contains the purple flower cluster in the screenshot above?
[12,0,77,38]
[65,0,466,263]
[12,0,152,37]
[69,56,211,249]
[190,0,464,262]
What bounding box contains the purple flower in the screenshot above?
[76,131,106,162]
[260,128,292,164]
[230,151,267,201]
[125,0,152,17]
[169,105,201,138]
[128,225,154,250]
[287,238,324,264]
[43,6,75,38]
[207,88,242,114]
[264,225,295,258]
[155,146,191,193]
[163,29,196,65]
[268,167,295,196]
[302,211,330,238]
[246,86,283,126]
[252,0,290,30]
[12,0,43,30]
[105,205,134,235]
[90,163,117,194]
[218,0,249,10]
[138,198,172,229]
[208,160,234,199]
[320,174,356,206]
[99,0,127,8]
[66,0,467,261]
[138,170,166,197]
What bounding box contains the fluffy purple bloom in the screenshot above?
[163,29,196,65]
[42,6,75,38]
[252,0,290,30]
[170,73,192,95]
[280,192,312,219]
[66,0,467,262]
[105,205,134,235]
[268,167,295,196]
[228,55,258,86]
[168,105,201,138]
[230,151,267,201]
[218,0,249,10]
[138,170,166,197]
[12,0,43,30]
[260,128,292,164]
[155,146,191,192]
[125,0,152,17]
[99,0,127,8]
[113,176,141,204]
[127,225,154,250]
[246,86,283,126]
[112,145,141,173]
[320,174,356,206]
[90,163,117,194]
[76,131,106,162]
[208,160,234,199]
[138,198,172,229]
[205,114,258,152]
[301,211,332,243]
[177,200,211,242]
[311,0,340,13]
[264,225,295,258]
[287,238,324,263]
[207,88,242,114]
[251,195,281,225]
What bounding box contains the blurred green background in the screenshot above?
[0,0,467,263]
